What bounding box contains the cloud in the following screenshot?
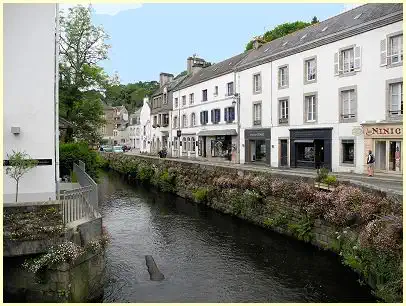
[60,3,142,16]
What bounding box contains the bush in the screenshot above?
[192,187,209,203]
[136,164,154,184]
[157,169,176,192]
[316,167,329,182]
[288,216,314,242]
[323,175,337,186]
[59,142,99,180]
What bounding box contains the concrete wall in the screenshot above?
[3,4,58,202]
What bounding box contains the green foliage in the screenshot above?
[136,164,155,184]
[59,142,99,180]
[311,16,319,24]
[70,170,78,183]
[157,169,176,192]
[323,175,337,186]
[288,216,314,242]
[264,211,291,228]
[316,167,330,182]
[192,188,209,203]
[245,20,312,51]
[5,150,38,202]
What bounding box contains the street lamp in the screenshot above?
[232,93,241,163]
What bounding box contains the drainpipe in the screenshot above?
[54,4,60,199]
[233,68,241,164]
[270,62,273,167]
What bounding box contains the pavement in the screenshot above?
[124,152,403,196]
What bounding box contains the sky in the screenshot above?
[61,3,361,84]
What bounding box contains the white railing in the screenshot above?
[60,161,99,224]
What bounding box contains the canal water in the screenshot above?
[98,170,376,303]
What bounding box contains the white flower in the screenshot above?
[343,231,347,234]
[337,235,341,239]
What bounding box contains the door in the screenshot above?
[250,140,256,161]
[202,136,207,157]
[280,140,288,166]
[389,141,402,172]
[375,141,387,171]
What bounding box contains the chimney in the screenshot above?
[159,73,174,86]
[252,36,265,50]
[187,55,208,75]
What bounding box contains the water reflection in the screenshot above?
[98,170,375,303]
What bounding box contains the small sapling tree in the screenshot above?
[5,151,38,202]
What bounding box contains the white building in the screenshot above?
[128,109,141,150]
[139,97,152,153]
[236,3,402,174]
[170,54,248,162]
[3,4,59,202]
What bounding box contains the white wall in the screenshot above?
[140,99,152,153]
[238,21,403,173]
[3,4,57,202]
[171,72,238,157]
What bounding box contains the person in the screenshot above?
[367,150,375,177]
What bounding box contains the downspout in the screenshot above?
[233,68,240,163]
[54,4,60,199]
[270,61,273,167]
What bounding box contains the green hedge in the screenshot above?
[59,142,101,180]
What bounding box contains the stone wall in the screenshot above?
[102,152,403,302]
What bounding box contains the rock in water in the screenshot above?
[145,255,165,281]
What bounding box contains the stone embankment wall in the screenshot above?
[3,202,107,302]
[102,153,403,303]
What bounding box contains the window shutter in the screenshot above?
[200,112,203,124]
[380,38,388,66]
[334,52,339,75]
[224,107,228,121]
[314,98,317,121]
[205,111,208,123]
[351,91,357,116]
[354,46,362,71]
[286,67,289,87]
[314,60,317,80]
[211,110,214,123]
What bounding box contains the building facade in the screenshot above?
[101,105,116,144]
[236,3,402,174]
[128,109,141,150]
[140,98,152,153]
[3,3,59,202]
[170,54,248,162]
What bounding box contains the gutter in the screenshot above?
[54,4,60,199]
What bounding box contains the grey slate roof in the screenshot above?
[151,74,190,97]
[176,51,251,90]
[237,3,402,70]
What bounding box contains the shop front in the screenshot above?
[197,129,237,162]
[362,122,402,174]
[289,128,332,170]
[244,129,271,165]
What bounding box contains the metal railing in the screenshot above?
[60,161,99,224]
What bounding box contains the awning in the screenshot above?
[197,129,237,136]
[294,139,314,143]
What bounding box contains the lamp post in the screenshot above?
[232,93,241,163]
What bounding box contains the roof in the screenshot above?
[237,3,402,70]
[151,73,190,97]
[176,51,251,90]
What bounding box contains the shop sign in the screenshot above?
[364,127,402,137]
[245,129,270,139]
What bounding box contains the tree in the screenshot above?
[311,16,319,24]
[59,5,111,143]
[245,21,312,51]
[5,151,38,202]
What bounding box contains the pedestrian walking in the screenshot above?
[367,150,375,177]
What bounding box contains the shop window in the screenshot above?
[191,137,195,152]
[297,143,315,162]
[211,135,232,158]
[187,137,191,151]
[182,137,187,152]
[342,139,355,165]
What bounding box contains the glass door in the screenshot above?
[389,141,402,172]
[375,141,387,171]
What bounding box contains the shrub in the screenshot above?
[316,167,329,182]
[263,211,291,228]
[288,216,314,242]
[323,175,337,186]
[60,142,99,179]
[136,164,154,184]
[157,169,176,192]
[192,187,209,203]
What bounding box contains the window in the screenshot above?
[153,116,157,126]
[163,93,167,104]
[279,99,289,124]
[389,34,403,64]
[305,95,317,122]
[158,114,162,125]
[182,137,187,152]
[200,110,208,125]
[173,116,178,129]
[189,93,194,105]
[341,48,354,73]
[174,98,178,108]
[305,58,316,82]
[211,109,221,123]
[253,102,262,125]
[227,82,234,96]
[190,113,196,127]
[182,114,187,127]
[187,137,191,152]
[182,95,186,106]
[340,89,357,120]
[342,140,355,165]
[202,89,208,101]
[214,86,218,96]
[191,137,195,152]
[163,114,169,126]
[278,66,288,88]
[253,73,261,93]
[389,82,403,115]
[224,106,235,122]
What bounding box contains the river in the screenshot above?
[98,170,376,303]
